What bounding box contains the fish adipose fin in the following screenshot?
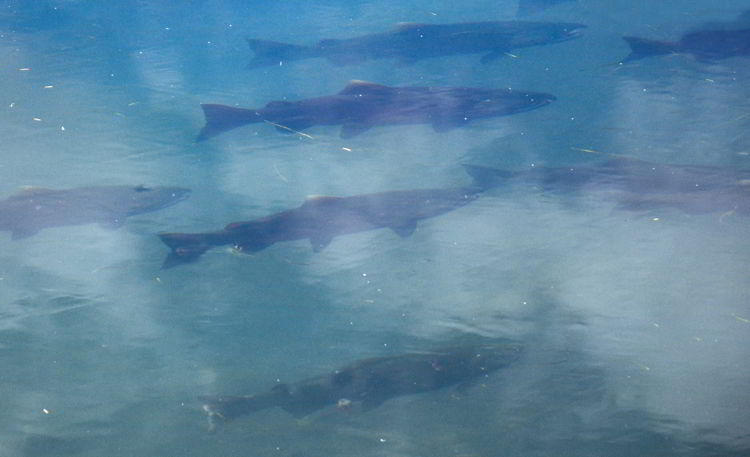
[197,104,261,141]
[246,39,315,68]
[621,36,679,63]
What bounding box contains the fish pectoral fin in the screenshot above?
[340,123,373,139]
[310,235,333,252]
[390,220,418,238]
[480,49,510,64]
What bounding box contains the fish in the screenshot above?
[196,80,556,141]
[621,10,750,63]
[245,21,585,68]
[463,157,750,215]
[158,178,485,268]
[201,341,522,430]
[0,185,191,240]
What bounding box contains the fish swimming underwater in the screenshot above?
[245,21,586,68]
[621,10,750,62]
[464,157,750,215]
[159,183,483,268]
[197,80,556,141]
[201,342,522,430]
[0,185,191,239]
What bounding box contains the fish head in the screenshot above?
[122,185,191,215]
[513,22,586,47]
[474,89,556,117]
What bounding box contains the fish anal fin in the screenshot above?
[390,220,417,238]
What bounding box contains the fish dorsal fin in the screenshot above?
[9,186,55,199]
[338,80,392,96]
[302,195,343,207]
[395,22,428,32]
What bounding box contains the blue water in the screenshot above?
[1,1,750,456]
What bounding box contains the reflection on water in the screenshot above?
[1,0,749,456]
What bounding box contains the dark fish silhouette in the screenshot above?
[201,342,522,430]
[0,185,191,239]
[621,10,750,62]
[464,157,750,215]
[246,21,585,68]
[159,184,483,268]
[197,81,556,141]
[517,0,576,17]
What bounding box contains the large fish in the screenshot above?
[197,80,556,141]
[464,157,750,215]
[201,342,522,430]
[0,185,191,239]
[245,21,585,68]
[621,10,750,63]
[158,181,484,268]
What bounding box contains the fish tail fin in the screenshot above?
[158,232,211,268]
[196,104,259,141]
[200,391,285,431]
[463,164,516,190]
[247,38,316,68]
[621,36,678,63]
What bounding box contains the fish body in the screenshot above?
[622,10,750,62]
[246,21,586,68]
[464,157,750,215]
[0,185,190,239]
[197,81,556,141]
[202,342,522,429]
[159,185,481,268]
